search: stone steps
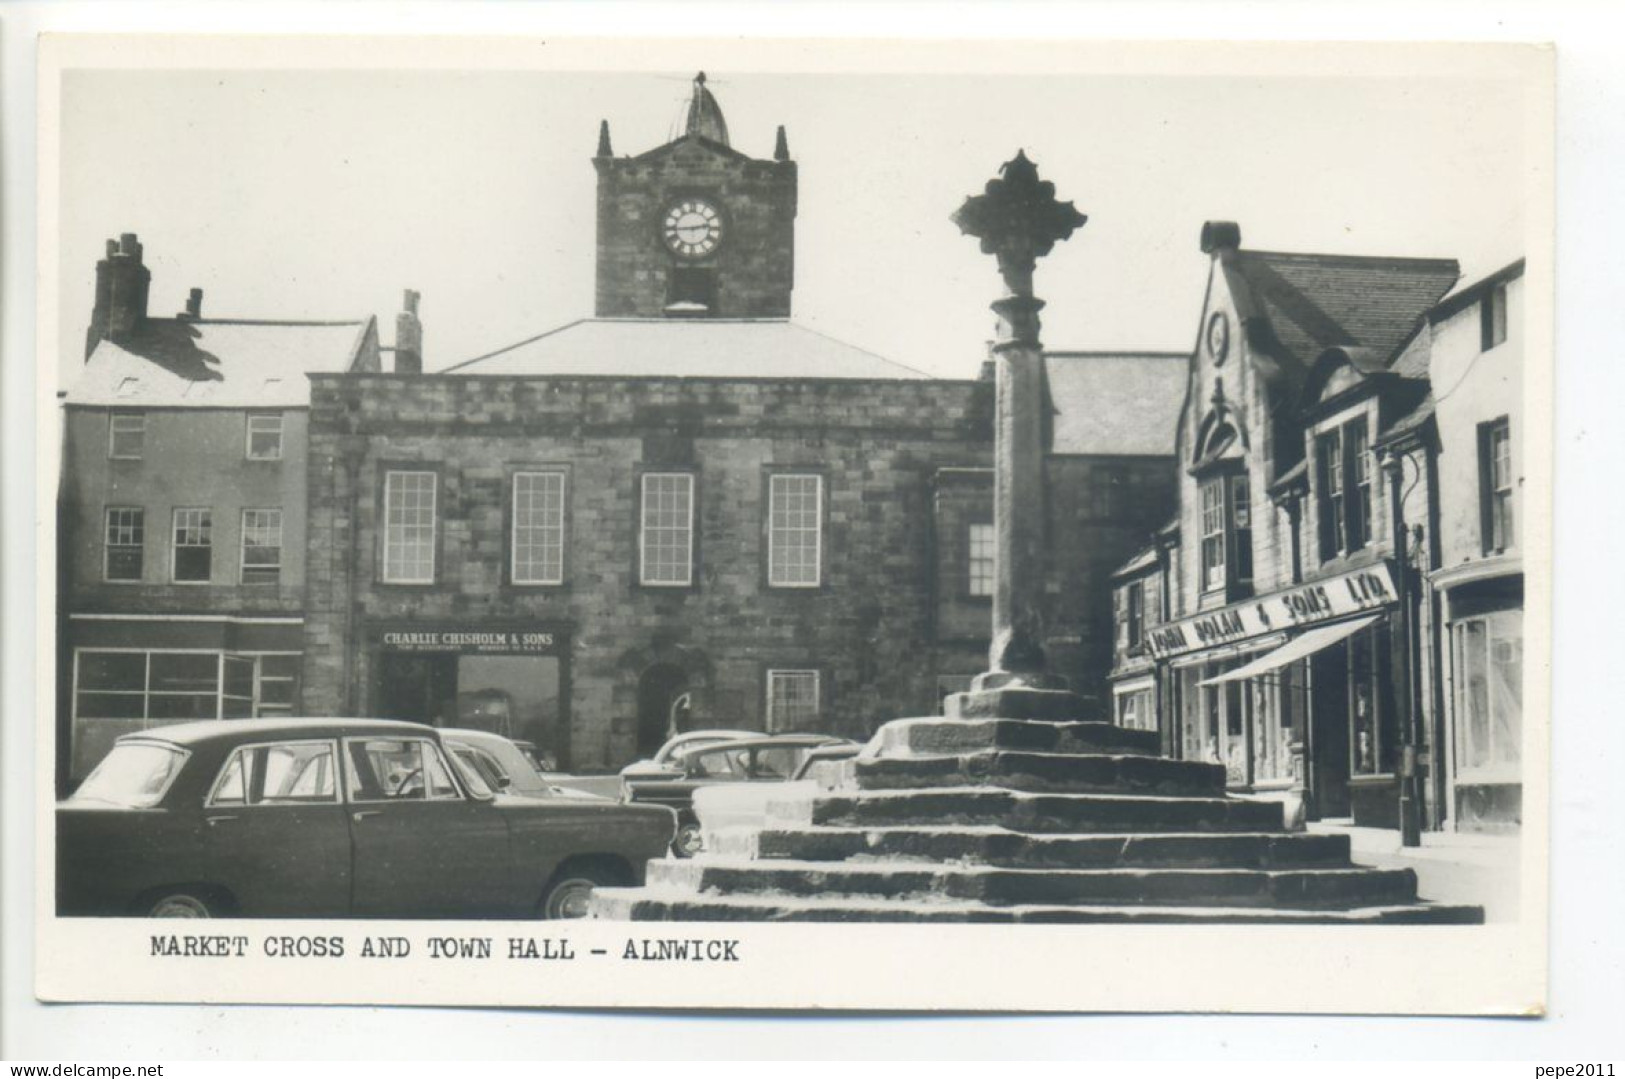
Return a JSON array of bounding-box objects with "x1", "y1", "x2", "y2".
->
[
  {"x1": 875, "y1": 717, "x2": 1160, "y2": 759},
  {"x1": 647, "y1": 857, "x2": 1420, "y2": 908},
  {"x1": 744, "y1": 827, "x2": 1353, "y2": 869},
  {"x1": 802, "y1": 787, "x2": 1286, "y2": 833},
  {"x1": 590, "y1": 886, "x2": 1486, "y2": 925},
  {"x1": 851, "y1": 750, "x2": 1226, "y2": 796}
]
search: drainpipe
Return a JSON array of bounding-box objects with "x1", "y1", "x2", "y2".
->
[{"x1": 1383, "y1": 447, "x2": 1423, "y2": 847}]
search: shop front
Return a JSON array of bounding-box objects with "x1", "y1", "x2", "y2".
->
[
  {"x1": 65, "y1": 614, "x2": 304, "y2": 783},
  {"x1": 1147, "y1": 563, "x2": 1405, "y2": 829},
  {"x1": 1436, "y1": 566, "x2": 1523, "y2": 832},
  {"x1": 368, "y1": 622, "x2": 570, "y2": 766}
]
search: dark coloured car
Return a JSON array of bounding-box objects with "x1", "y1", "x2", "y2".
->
[
  {"x1": 622, "y1": 733, "x2": 855, "y2": 856},
  {"x1": 57, "y1": 718, "x2": 676, "y2": 919}
]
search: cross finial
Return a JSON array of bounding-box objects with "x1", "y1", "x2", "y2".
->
[
  {"x1": 951, "y1": 150, "x2": 1087, "y2": 299},
  {"x1": 695, "y1": 71, "x2": 707, "y2": 87}
]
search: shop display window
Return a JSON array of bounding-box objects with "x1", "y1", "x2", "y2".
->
[{"x1": 1453, "y1": 610, "x2": 1522, "y2": 780}]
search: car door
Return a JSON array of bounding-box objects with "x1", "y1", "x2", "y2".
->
[
  {"x1": 342, "y1": 736, "x2": 515, "y2": 918},
  {"x1": 201, "y1": 739, "x2": 353, "y2": 916}
]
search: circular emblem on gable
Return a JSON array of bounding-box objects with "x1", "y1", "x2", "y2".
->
[{"x1": 1207, "y1": 311, "x2": 1231, "y2": 364}]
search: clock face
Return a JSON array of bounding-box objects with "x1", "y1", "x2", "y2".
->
[
  {"x1": 1207, "y1": 311, "x2": 1230, "y2": 364},
  {"x1": 662, "y1": 199, "x2": 724, "y2": 259}
]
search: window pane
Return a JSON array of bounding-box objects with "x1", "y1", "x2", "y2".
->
[
  {"x1": 383, "y1": 472, "x2": 437, "y2": 583},
  {"x1": 173, "y1": 509, "x2": 212, "y2": 582},
  {"x1": 150, "y1": 653, "x2": 219, "y2": 693},
  {"x1": 211, "y1": 752, "x2": 247, "y2": 805},
  {"x1": 256, "y1": 744, "x2": 337, "y2": 804},
  {"x1": 1457, "y1": 621, "x2": 1491, "y2": 771},
  {"x1": 767, "y1": 670, "x2": 819, "y2": 732},
  {"x1": 246, "y1": 414, "x2": 284, "y2": 459},
  {"x1": 74, "y1": 691, "x2": 147, "y2": 719},
  {"x1": 241, "y1": 508, "x2": 283, "y2": 584},
  {"x1": 147, "y1": 693, "x2": 219, "y2": 720},
  {"x1": 109, "y1": 414, "x2": 145, "y2": 459},
  {"x1": 769, "y1": 474, "x2": 821, "y2": 587},
  {"x1": 967, "y1": 523, "x2": 994, "y2": 597},
  {"x1": 513, "y1": 471, "x2": 565, "y2": 584},
  {"x1": 640, "y1": 473, "x2": 693, "y2": 586},
  {"x1": 78, "y1": 651, "x2": 146, "y2": 692}
]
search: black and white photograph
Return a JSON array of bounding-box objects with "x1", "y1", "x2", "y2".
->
[{"x1": 24, "y1": 32, "x2": 1555, "y2": 1015}]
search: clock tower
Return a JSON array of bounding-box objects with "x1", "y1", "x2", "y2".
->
[{"x1": 594, "y1": 73, "x2": 797, "y2": 319}]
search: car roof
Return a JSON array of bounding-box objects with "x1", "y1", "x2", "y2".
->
[
  {"x1": 118, "y1": 717, "x2": 435, "y2": 748},
  {"x1": 688, "y1": 734, "x2": 852, "y2": 753}
]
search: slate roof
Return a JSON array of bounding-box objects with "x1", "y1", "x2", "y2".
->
[
  {"x1": 66, "y1": 319, "x2": 374, "y2": 408},
  {"x1": 444, "y1": 319, "x2": 935, "y2": 381},
  {"x1": 1230, "y1": 250, "x2": 1460, "y2": 371},
  {"x1": 1044, "y1": 352, "x2": 1188, "y2": 456}
]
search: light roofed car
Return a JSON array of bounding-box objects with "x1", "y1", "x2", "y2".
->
[{"x1": 57, "y1": 718, "x2": 675, "y2": 920}]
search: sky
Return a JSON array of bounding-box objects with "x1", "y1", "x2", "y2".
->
[{"x1": 57, "y1": 63, "x2": 1534, "y2": 383}]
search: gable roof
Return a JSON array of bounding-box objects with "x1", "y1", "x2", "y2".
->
[
  {"x1": 66, "y1": 318, "x2": 375, "y2": 408},
  {"x1": 1045, "y1": 352, "x2": 1188, "y2": 456},
  {"x1": 443, "y1": 318, "x2": 934, "y2": 381},
  {"x1": 1228, "y1": 250, "x2": 1460, "y2": 371}
]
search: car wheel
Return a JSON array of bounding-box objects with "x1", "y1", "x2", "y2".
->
[
  {"x1": 147, "y1": 892, "x2": 213, "y2": 918},
  {"x1": 672, "y1": 821, "x2": 704, "y2": 859},
  {"x1": 540, "y1": 875, "x2": 601, "y2": 920}
]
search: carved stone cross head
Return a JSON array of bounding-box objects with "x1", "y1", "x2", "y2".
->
[{"x1": 951, "y1": 150, "x2": 1088, "y2": 297}]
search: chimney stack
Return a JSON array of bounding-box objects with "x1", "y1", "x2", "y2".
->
[
  {"x1": 180, "y1": 288, "x2": 203, "y2": 321},
  {"x1": 84, "y1": 232, "x2": 152, "y2": 359},
  {"x1": 395, "y1": 289, "x2": 423, "y2": 375},
  {"x1": 1200, "y1": 220, "x2": 1242, "y2": 255}
]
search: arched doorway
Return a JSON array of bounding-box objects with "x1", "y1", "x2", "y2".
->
[{"x1": 636, "y1": 663, "x2": 691, "y2": 758}]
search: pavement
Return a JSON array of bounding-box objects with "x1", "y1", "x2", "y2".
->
[{"x1": 1307, "y1": 819, "x2": 1523, "y2": 923}]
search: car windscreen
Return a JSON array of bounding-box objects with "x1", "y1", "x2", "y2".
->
[{"x1": 69, "y1": 742, "x2": 188, "y2": 808}]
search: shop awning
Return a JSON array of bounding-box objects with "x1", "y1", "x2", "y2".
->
[{"x1": 1198, "y1": 613, "x2": 1382, "y2": 686}]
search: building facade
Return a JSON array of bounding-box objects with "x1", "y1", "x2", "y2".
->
[
  {"x1": 1108, "y1": 224, "x2": 1527, "y2": 835},
  {"x1": 57, "y1": 233, "x2": 379, "y2": 789}
]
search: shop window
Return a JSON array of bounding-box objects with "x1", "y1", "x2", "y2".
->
[
  {"x1": 104, "y1": 507, "x2": 144, "y2": 582},
  {"x1": 382, "y1": 470, "x2": 437, "y2": 584},
  {"x1": 1348, "y1": 624, "x2": 1397, "y2": 776},
  {"x1": 768, "y1": 474, "x2": 822, "y2": 588},
  {"x1": 245, "y1": 413, "x2": 284, "y2": 460},
  {"x1": 1453, "y1": 611, "x2": 1522, "y2": 778},
  {"x1": 240, "y1": 509, "x2": 283, "y2": 585},
  {"x1": 1115, "y1": 686, "x2": 1156, "y2": 732},
  {"x1": 766, "y1": 669, "x2": 820, "y2": 732},
  {"x1": 512, "y1": 471, "x2": 566, "y2": 585},
  {"x1": 1199, "y1": 477, "x2": 1225, "y2": 592},
  {"x1": 639, "y1": 472, "x2": 694, "y2": 587},
  {"x1": 171, "y1": 509, "x2": 212, "y2": 583},
  {"x1": 108, "y1": 412, "x2": 145, "y2": 460},
  {"x1": 1481, "y1": 283, "x2": 1508, "y2": 351},
  {"x1": 967, "y1": 523, "x2": 994, "y2": 598},
  {"x1": 1480, "y1": 418, "x2": 1514, "y2": 554},
  {"x1": 1316, "y1": 419, "x2": 1373, "y2": 561}
]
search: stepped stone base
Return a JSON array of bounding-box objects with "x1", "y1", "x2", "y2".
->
[{"x1": 589, "y1": 687, "x2": 1484, "y2": 924}]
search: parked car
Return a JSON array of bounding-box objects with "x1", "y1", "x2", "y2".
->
[
  {"x1": 618, "y1": 728, "x2": 757, "y2": 797},
  {"x1": 623, "y1": 733, "x2": 856, "y2": 856},
  {"x1": 441, "y1": 727, "x2": 607, "y2": 801},
  {"x1": 57, "y1": 718, "x2": 676, "y2": 919},
  {"x1": 692, "y1": 740, "x2": 864, "y2": 840}
]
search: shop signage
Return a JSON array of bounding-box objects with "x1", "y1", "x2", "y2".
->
[
  {"x1": 376, "y1": 626, "x2": 562, "y2": 655},
  {"x1": 1145, "y1": 563, "x2": 1397, "y2": 660}
]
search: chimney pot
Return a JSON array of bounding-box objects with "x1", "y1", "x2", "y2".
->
[
  {"x1": 182, "y1": 288, "x2": 203, "y2": 320},
  {"x1": 104, "y1": 239, "x2": 119, "y2": 258},
  {"x1": 118, "y1": 233, "x2": 142, "y2": 258},
  {"x1": 1200, "y1": 221, "x2": 1241, "y2": 254}
]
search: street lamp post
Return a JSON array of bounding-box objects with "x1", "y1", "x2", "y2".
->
[{"x1": 951, "y1": 151, "x2": 1088, "y2": 694}]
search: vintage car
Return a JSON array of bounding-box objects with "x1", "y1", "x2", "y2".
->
[
  {"x1": 617, "y1": 728, "x2": 757, "y2": 797},
  {"x1": 622, "y1": 733, "x2": 856, "y2": 856},
  {"x1": 440, "y1": 727, "x2": 608, "y2": 801},
  {"x1": 57, "y1": 718, "x2": 676, "y2": 919},
  {"x1": 691, "y1": 740, "x2": 865, "y2": 842}
]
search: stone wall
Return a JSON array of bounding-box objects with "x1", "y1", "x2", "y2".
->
[{"x1": 304, "y1": 373, "x2": 991, "y2": 769}]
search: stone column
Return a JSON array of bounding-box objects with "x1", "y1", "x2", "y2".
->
[{"x1": 951, "y1": 151, "x2": 1087, "y2": 696}]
